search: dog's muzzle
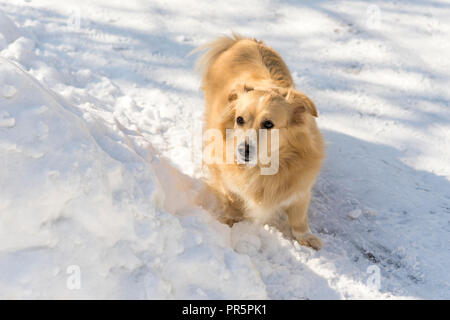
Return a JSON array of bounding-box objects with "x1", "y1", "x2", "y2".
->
[{"x1": 237, "y1": 141, "x2": 256, "y2": 163}]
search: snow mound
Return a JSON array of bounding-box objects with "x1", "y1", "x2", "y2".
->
[
  {"x1": 0, "y1": 11, "x2": 21, "y2": 46},
  {"x1": 0, "y1": 57, "x2": 266, "y2": 299}
]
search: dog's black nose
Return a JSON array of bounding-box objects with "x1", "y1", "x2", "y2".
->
[{"x1": 238, "y1": 142, "x2": 253, "y2": 162}]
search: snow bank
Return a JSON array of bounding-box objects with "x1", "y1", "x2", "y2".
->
[
  {"x1": 0, "y1": 11, "x2": 21, "y2": 47},
  {"x1": 0, "y1": 56, "x2": 266, "y2": 299}
]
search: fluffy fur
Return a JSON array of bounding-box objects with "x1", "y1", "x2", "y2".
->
[{"x1": 195, "y1": 34, "x2": 325, "y2": 250}]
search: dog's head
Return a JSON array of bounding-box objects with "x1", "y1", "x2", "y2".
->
[{"x1": 219, "y1": 83, "x2": 320, "y2": 172}]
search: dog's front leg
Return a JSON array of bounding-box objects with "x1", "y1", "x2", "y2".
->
[{"x1": 285, "y1": 192, "x2": 322, "y2": 250}]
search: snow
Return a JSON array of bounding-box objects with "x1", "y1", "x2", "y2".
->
[
  {"x1": 0, "y1": 0, "x2": 449, "y2": 299},
  {"x1": 347, "y1": 209, "x2": 362, "y2": 220}
]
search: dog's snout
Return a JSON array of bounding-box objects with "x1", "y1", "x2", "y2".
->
[
  {"x1": 238, "y1": 142, "x2": 249, "y2": 156},
  {"x1": 238, "y1": 141, "x2": 254, "y2": 162}
]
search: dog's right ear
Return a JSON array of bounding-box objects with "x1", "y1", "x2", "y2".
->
[
  {"x1": 228, "y1": 83, "x2": 254, "y2": 102},
  {"x1": 228, "y1": 91, "x2": 238, "y2": 102},
  {"x1": 222, "y1": 84, "x2": 253, "y2": 127},
  {"x1": 220, "y1": 102, "x2": 236, "y2": 127}
]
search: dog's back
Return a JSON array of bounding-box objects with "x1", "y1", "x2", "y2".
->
[{"x1": 195, "y1": 34, "x2": 295, "y2": 129}]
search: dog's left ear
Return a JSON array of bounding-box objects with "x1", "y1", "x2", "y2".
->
[{"x1": 288, "y1": 90, "x2": 318, "y2": 122}]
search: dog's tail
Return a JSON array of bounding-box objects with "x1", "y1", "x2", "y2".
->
[{"x1": 190, "y1": 32, "x2": 245, "y2": 78}]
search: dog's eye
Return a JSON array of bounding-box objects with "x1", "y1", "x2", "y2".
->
[
  {"x1": 262, "y1": 120, "x2": 274, "y2": 129},
  {"x1": 236, "y1": 116, "x2": 244, "y2": 125}
]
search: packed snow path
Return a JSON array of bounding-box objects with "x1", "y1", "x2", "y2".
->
[{"x1": 0, "y1": 0, "x2": 449, "y2": 299}]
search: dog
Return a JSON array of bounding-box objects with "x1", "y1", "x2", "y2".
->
[{"x1": 194, "y1": 33, "x2": 325, "y2": 250}]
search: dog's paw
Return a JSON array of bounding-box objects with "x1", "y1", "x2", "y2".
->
[
  {"x1": 292, "y1": 231, "x2": 323, "y2": 250},
  {"x1": 220, "y1": 215, "x2": 243, "y2": 227}
]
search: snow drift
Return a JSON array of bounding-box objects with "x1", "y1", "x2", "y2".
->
[{"x1": 0, "y1": 56, "x2": 267, "y2": 299}]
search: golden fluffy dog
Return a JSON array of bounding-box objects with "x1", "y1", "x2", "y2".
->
[{"x1": 195, "y1": 34, "x2": 324, "y2": 250}]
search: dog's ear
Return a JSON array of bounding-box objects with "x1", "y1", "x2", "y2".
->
[
  {"x1": 288, "y1": 90, "x2": 318, "y2": 122},
  {"x1": 219, "y1": 100, "x2": 236, "y2": 128},
  {"x1": 228, "y1": 83, "x2": 254, "y2": 102},
  {"x1": 272, "y1": 86, "x2": 290, "y2": 98},
  {"x1": 222, "y1": 84, "x2": 254, "y2": 127}
]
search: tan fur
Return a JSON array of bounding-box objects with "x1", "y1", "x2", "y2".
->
[{"x1": 195, "y1": 34, "x2": 325, "y2": 250}]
